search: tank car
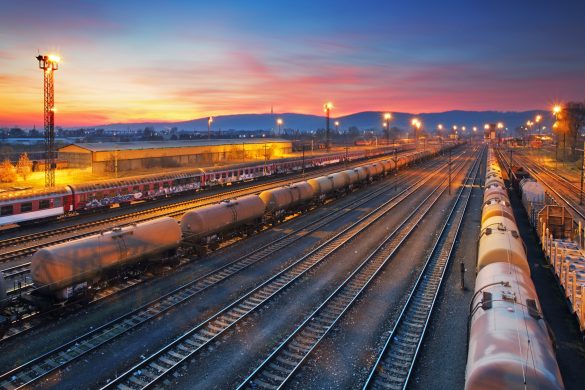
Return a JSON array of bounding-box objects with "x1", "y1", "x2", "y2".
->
[
  {"x1": 481, "y1": 198, "x2": 515, "y2": 225},
  {"x1": 380, "y1": 160, "x2": 393, "y2": 174},
  {"x1": 181, "y1": 194, "x2": 265, "y2": 248},
  {"x1": 466, "y1": 262, "x2": 564, "y2": 390},
  {"x1": 30, "y1": 217, "x2": 182, "y2": 301},
  {"x1": 259, "y1": 181, "x2": 314, "y2": 220},
  {"x1": 483, "y1": 183, "x2": 509, "y2": 203},
  {"x1": 353, "y1": 166, "x2": 369, "y2": 182},
  {"x1": 520, "y1": 179, "x2": 546, "y2": 226},
  {"x1": 307, "y1": 176, "x2": 335, "y2": 201},
  {"x1": 327, "y1": 172, "x2": 351, "y2": 192},
  {"x1": 364, "y1": 163, "x2": 384, "y2": 180},
  {"x1": 340, "y1": 169, "x2": 360, "y2": 189},
  {"x1": 478, "y1": 215, "x2": 529, "y2": 274}
]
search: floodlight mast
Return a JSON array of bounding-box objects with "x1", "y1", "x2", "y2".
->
[{"x1": 36, "y1": 54, "x2": 60, "y2": 187}]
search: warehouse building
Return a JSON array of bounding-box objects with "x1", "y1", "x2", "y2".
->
[{"x1": 58, "y1": 139, "x2": 292, "y2": 174}]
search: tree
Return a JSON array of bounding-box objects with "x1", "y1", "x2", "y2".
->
[
  {"x1": 347, "y1": 126, "x2": 361, "y2": 138},
  {"x1": 0, "y1": 159, "x2": 16, "y2": 183},
  {"x1": 554, "y1": 101, "x2": 585, "y2": 161},
  {"x1": 16, "y1": 152, "x2": 33, "y2": 181}
]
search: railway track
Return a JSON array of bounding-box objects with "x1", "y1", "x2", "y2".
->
[
  {"x1": 0, "y1": 150, "x2": 423, "y2": 265},
  {"x1": 502, "y1": 149, "x2": 585, "y2": 222},
  {"x1": 238, "y1": 148, "x2": 476, "y2": 389},
  {"x1": 236, "y1": 148, "x2": 478, "y2": 390},
  {"x1": 0, "y1": 153, "x2": 464, "y2": 389},
  {"x1": 0, "y1": 151, "x2": 458, "y2": 341},
  {"x1": 363, "y1": 146, "x2": 482, "y2": 390},
  {"x1": 97, "y1": 151, "x2": 471, "y2": 390}
]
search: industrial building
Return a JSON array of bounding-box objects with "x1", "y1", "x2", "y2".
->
[{"x1": 58, "y1": 139, "x2": 292, "y2": 174}]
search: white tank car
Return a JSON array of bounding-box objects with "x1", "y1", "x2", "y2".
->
[
  {"x1": 307, "y1": 176, "x2": 335, "y2": 198},
  {"x1": 364, "y1": 163, "x2": 384, "y2": 179},
  {"x1": 478, "y1": 215, "x2": 529, "y2": 274},
  {"x1": 481, "y1": 198, "x2": 515, "y2": 225},
  {"x1": 466, "y1": 262, "x2": 564, "y2": 390},
  {"x1": 31, "y1": 217, "x2": 182, "y2": 298}
]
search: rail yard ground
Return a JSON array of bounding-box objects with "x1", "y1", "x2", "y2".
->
[{"x1": 1, "y1": 144, "x2": 584, "y2": 389}]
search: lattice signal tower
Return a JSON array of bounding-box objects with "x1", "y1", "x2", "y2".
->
[{"x1": 36, "y1": 54, "x2": 60, "y2": 187}]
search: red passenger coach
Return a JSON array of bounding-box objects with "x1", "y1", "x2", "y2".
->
[
  {"x1": 0, "y1": 187, "x2": 73, "y2": 227},
  {"x1": 68, "y1": 169, "x2": 205, "y2": 211}
]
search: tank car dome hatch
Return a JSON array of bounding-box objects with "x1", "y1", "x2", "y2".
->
[
  {"x1": 180, "y1": 194, "x2": 265, "y2": 239},
  {"x1": 30, "y1": 217, "x2": 182, "y2": 292},
  {"x1": 466, "y1": 262, "x2": 564, "y2": 390}
]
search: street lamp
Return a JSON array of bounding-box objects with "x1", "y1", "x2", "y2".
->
[
  {"x1": 208, "y1": 116, "x2": 213, "y2": 139},
  {"x1": 535, "y1": 114, "x2": 542, "y2": 135},
  {"x1": 276, "y1": 118, "x2": 283, "y2": 136},
  {"x1": 324, "y1": 102, "x2": 333, "y2": 150},
  {"x1": 334, "y1": 120, "x2": 340, "y2": 134},
  {"x1": 383, "y1": 112, "x2": 392, "y2": 146},
  {"x1": 411, "y1": 118, "x2": 421, "y2": 147}
]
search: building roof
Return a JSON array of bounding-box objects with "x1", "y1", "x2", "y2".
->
[{"x1": 59, "y1": 139, "x2": 290, "y2": 153}]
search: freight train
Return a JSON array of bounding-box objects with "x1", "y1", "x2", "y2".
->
[
  {"x1": 0, "y1": 147, "x2": 443, "y2": 309},
  {"x1": 0, "y1": 146, "x2": 412, "y2": 228},
  {"x1": 465, "y1": 147, "x2": 564, "y2": 389}
]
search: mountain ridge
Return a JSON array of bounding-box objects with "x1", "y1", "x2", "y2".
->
[{"x1": 95, "y1": 110, "x2": 550, "y2": 133}]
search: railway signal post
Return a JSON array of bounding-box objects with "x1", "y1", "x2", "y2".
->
[{"x1": 36, "y1": 54, "x2": 60, "y2": 188}]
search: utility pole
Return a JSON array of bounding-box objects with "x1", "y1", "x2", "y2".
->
[
  {"x1": 509, "y1": 148, "x2": 513, "y2": 178},
  {"x1": 263, "y1": 144, "x2": 268, "y2": 176},
  {"x1": 36, "y1": 54, "x2": 60, "y2": 187},
  {"x1": 324, "y1": 102, "x2": 333, "y2": 151},
  {"x1": 302, "y1": 144, "x2": 305, "y2": 175},
  {"x1": 345, "y1": 145, "x2": 349, "y2": 167}
]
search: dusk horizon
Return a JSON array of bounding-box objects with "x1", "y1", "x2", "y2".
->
[{"x1": 2, "y1": 0, "x2": 584, "y2": 128}]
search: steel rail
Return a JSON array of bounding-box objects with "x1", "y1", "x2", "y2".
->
[
  {"x1": 0, "y1": 150, "x2": 428, "y2": 263},
  {"x1": 0, "y1": 152, "x2": 461, "y2": 390},
  {"x1": 98, "y1": 151, "x2": 467, "y2": 390},
  {"x1": 236, "y1": 148, "x2": 475, "y2": 390},
  {"x1": 363, "y1": 147, "x2": 482, "y2": 390}
]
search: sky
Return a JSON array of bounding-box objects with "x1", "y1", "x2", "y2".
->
[{"x1": 0, "y1": 0, "x2": 584, "y2": 127}]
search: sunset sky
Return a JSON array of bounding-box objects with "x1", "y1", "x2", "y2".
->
[{"x1": 1, "y1": 0, "x2": 584, "y2": 128}]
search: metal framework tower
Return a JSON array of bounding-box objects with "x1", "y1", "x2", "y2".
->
[{"x1": 36, "y1": 54, "x2": 59, "y2": 187}]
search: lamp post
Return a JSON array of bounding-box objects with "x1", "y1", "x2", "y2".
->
[
  {"x1": 276, "y1": 118, "x2": 283, "y2": 136},
  {"x1": 324, "y1": 102, "x2": 333, "y2": 151},
  {"x1": 334, "y1": 120, "x2": 340, "y2": 135},
  {"x1": 207, "y1": 116, "x2": 213, "y2": 139},
  {"x1": 411, "y1": 118, "x2": 421, "y2": 148},
  {"x1": 553, "y1": 105, "x2": 562, "y2": 161},
  {"x1": 384, "y1": 112, "x2": 392, "y2": 146},
  {"x1": 535, "y1": 114, "x2": 542, "y2": 135}
]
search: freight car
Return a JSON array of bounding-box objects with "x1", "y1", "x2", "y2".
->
[
  {"x1": 180, "y1": 195, "x2": 266, "y2": 251},
  {"x1": 13, "y1": 145, "x2": 448, "y2": 305},
  {"x1": 465, "y1": 146, "x2": 563, "y2": 390},
  {"x1": 466, "y1": 262, "x2": 564, "y2": 390},
  {"x1": 0, "y1": 146, "x2": 411, "y2": 228},
  {"x1": 28, "y1": 217, "x2": 182, "y2": 304}
]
